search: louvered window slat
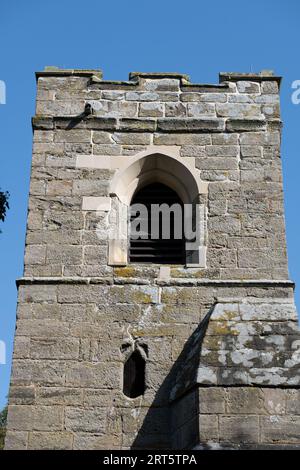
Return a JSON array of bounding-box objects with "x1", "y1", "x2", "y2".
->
[{"x1": 129, "y1": 183, "x2": 185, "y2": 264}]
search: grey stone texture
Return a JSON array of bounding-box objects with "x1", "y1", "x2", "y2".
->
[{"x1": 5, "y1": 69, "x2": 299, "y2": 450}]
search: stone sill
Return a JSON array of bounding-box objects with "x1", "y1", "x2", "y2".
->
[{"x1": 16, "y1": 276, "x2": 295, "y2": 288}]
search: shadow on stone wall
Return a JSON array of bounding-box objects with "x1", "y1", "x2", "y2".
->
[{"x1": 131, "y1": 305, "x2": 215, "y2": 449}]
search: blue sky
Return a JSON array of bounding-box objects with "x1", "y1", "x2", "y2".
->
[{"x1": 0, "y1": 0, "x2": 299, "y2": 409}]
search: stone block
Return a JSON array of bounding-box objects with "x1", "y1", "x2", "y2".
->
[
  {"x1": 121, "y1": 145, "x2": 147, "y2": 155},
  {"x1": 263, "y1": 388, "x2": 287, "y2": 415},
  {"x1": 208, "y1": 248, "x2": 237, "y2": 268},
  {"x1": 33, "y1": 130, "x2": 54, "y2": 143},
  {"x1": 199, "y1": 414, "x2": 219, "y2": 441},
  {"x1": 261, "y1": 81, "x2": 279, "y2": 94},
  {"x1": 92, "y1": 131, "x2": 113, "y2": 144},
  {"x1": 46, "y1": 180, "x2": 73, "y2": 195},
  {"x1": 13, "y1": 337, "x2": 31, "y2": 359},
  {"x1": 108, "y1": 285, "x2": 159, "y2": 304},
  {"x1": 46, "y1": 244, "x2": 83, "y2": 265},
  {"x1": 261, "y1": 416, "x2": 300, "y2": 443},
  {"x1": 219, "y1": 415, "x2": 259, "y2": 443},
  {"x1": 36, "y1": 387, "x2": 82, "y2": 405},
  {"x1": 24, "y1": 245, "x2": 46, "y2": 265},
  {"x1": 102, "y1": 91, "x2": 125, "y2": 100},
  {"x1": 44, "y1": 211, "x2": 84, "y2": 231},
  {"x1": 143, "y1": 78, "x2": 180, "y2": 92},
  {"x1": 217, "y1": 103, "x2": 262, "y2": 118},
  {"x1": 36, "y1": 100, "x2": 84, "y2": 116},
  {"x1": 212, "y1": 133, "x2": 238, "y2": 145},
  {"x1": 226, "y1": 119, "x2": 266, "y2": 132},
  {"x1": 238, "y1": 249, "x2": 274, "y2": 269},
  {"x1": 16, "y1": 319, "x2": 70, "y2": 337},
  {"x1": 119, "y1": 118, "x2": 156, "y2": 132},
  {"x1": 240, "y1": 131, "x2": 280, "y2": 145},
  {"x1": 139, "y1": 102, "x2": 164, "y2": 117},
  {"x1": 18, "y1": 285, "x2": 57, "y2": 303},
  {"x1": 33, "y1": 142, "x2": 65, "y2": 155},
  {"x1": 54, "y1": 129, "x2": 91, "y2": 143},
  {"x1": 237, "y1": 81, "x2": 260, "y2": 93},
  {"x1": 187, "y1": 103, "x2": 215, "y2": 117},
  {"x1": 228, "y1": 94, "x2": 253, "y2": 103},
  {"x1": 85, "y1": 117, "x2": 117, "y2": 130},
  {"x1": 4, "y1": 431, "x2": 28, "y2": 450},
  {"x1": 241, "y1": 145, "x2": 262, "y2": 157},
  {"x1": 254, "y1": 94, "x2": 279, "y2": 104},
  {"x1": 65, "y1": 407, "x2": 107, "y2": 433},
  {"x1": 32, "y1": 116, "x2": 54, "y2": 130},
  {"x1": 286, "y1": 390, "x2": 300, "y2": 415},
  {"x1": 66, "y1": 362, "x2": 122, "y2": 389},
  {"x1": 73, "y1": 433, "x2": 122, "y2": 450},
  {"x1": 205, "y1": 145, "x2": 239, "y2": 157},
  {"x1": 28, "y1": 431, "x2": 73, "y2": 450},
  {"x1": 208, "y1": 215, "x2": 241, "y2": 235},
  {"x1": 10, "y1": 359, "x2": 67, "y2": 387},
  {"x1": 262, "y1": 104, "x2": 280, "y2": 118},
  {"x1": 196, "y1": 157, "x2": 238, "y2": 170},
  {"x1": 226, "y1": 387, "x2": 265, "y2": 414},
  {"x1": 197, "y1": 366, "x2": 218, "y2": 385},
  {"x1": 7, "y1": 405, "x2": 63, "y2": 431},
  {"x1": 180, "y1": 145, "x2": 206, "y2": 157},
  {"x1": 181, "y1": 93, "x2": 227, "y2": 103},
  {"x1": 90, "y1": 100, "x2": 138, "y2": 118},
  {"x1": 204, "y1": 170, "x2": 239, "y2": 182},
  {"x1": 199, "y1": 387, "x2": 226, "y2": 414},
  {"x1": 9, "y1": 386, "x2": 35, "y2": 405},
  {"x1": 29, "y1": 180, "x2": 46, "y2": 196},
  {"x1": 157, "y1": 118, "x2": 225, "y2": 132},
  {"x1": 30, "y1": 337, "x2": 80, "y2": 359},
  {"x1": 165, "y1": 102, "x2": 186, "y2": 117},
  {"x1": 83, "y1": 245, "x2": 107, "y2": 264},
  {"x1": 92, "y1": 143, "x2": 122, "y2": 155},
  {"x1": 112, "y1": 132, "x2": 151, "y2": 145},
  {"x1": 126, "y1": 91, "x2": 159, "y2": 101},
  {"x1": 72, "y1": 179, "x2": 109, "y2": 195},
  {"x1": 57, "y1": 285, "x2": 109, "y2": 303},
  {"x1": 153, "y1": 133, "x2": 211, "y2": 145}
]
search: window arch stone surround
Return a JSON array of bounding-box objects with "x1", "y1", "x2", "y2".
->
[{"x1": 108, "y1": 148, "x2": 208, "y2": 267}]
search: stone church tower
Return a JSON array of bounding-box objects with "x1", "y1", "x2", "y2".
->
[{"x1": 5, "y1": 68, "x2": 300, "y2": 449}]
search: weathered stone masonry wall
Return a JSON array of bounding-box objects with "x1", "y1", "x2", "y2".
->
[
  {"x1": 26, "y1": 69, "x2": 287, "y2": 279},
  {"x1": 5, "y1": 69, "x2": 300, "y2": 449}
]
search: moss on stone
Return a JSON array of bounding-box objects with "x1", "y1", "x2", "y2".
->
[{"x1": 114, "y1": 267, "x2": 137, "y2": 278}]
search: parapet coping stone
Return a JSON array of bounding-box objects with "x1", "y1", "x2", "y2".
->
[
  {"x1": 35, "y1": 67, "x2": 282, "y2": 88},
  {"x1": 36, "y1": 68, "x2": 103, "y2": 79},
  {"x1": 129, "y1": 71, "x2": 191, "y2": 82},
  {"x1": 219, "y1": 71, "x2": 282, "y2": 87}
]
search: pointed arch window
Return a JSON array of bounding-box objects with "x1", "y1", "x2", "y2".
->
[{"x1": 108, "y1": 151, "x2": 207, "y2": 268}]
